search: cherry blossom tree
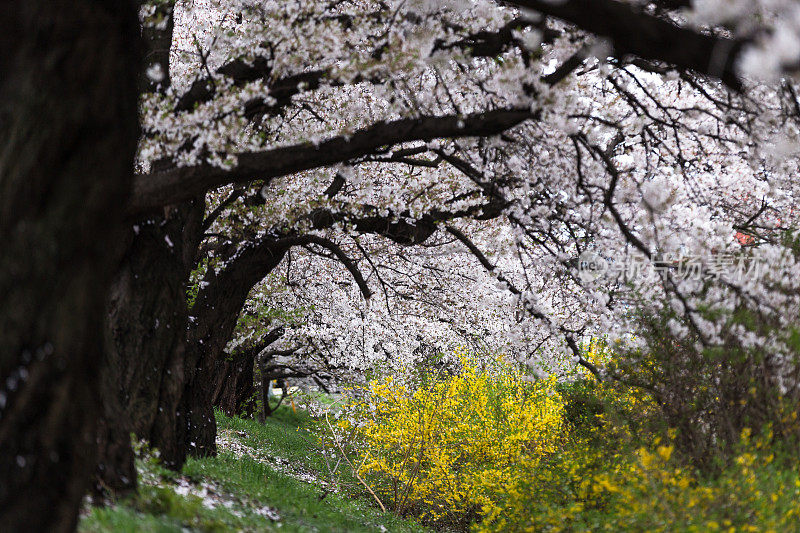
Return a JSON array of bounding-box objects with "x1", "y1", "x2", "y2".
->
[
  {"x1": 6, "y1": 0, "x2": 800, "y2": 527},
  {"x1": 102, "y1": 0, "x2": 800, "y2": 479}
]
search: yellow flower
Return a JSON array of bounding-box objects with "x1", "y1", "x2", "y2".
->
[{"x1": 657, "y1": 445, "x2": 673, "y2": 462}]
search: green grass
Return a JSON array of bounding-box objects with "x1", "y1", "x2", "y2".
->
[{"x1": 79, "y1": 406, "x2": 427, "y2": 533}]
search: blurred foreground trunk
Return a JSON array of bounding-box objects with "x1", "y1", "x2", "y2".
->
[{"x1": 0, "y1": 1, "x2": 138, "y2": 530}]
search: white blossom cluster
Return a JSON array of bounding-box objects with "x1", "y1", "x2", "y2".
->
[{"x1": 143, "y1": 0, "x2": 800, "y2": 385}]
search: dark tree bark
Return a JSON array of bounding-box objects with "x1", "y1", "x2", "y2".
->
[
  {"x1": 98, "y1": 197, "x2": 204, "y2": 490},
  {"x1": 140, "y1": 0, "x2": 175, "y2": 93},
  {"x1": 212, "y1": 327, "x2": 284, "y2": 417},
  {"x1": 130, "y1": 108, "x2": 534, "y2": 212},
  {"x1": 507, "y1": 0, "x2": 745, "y2": 89},
  {"x1": 0, "y1": 1, "x2": 139, "y2": 531},
  {"x1": 212, "y1": 351, "x2": 257, "y2": 418},
  {"x1": 95, "y1": 3, "x2": 209, "y2": 487},
  {"x1": 182, "y1": 241, "x2": 289, "y2": 456},
  {"x1": 258, "y1": 354, "x2": 297, "y2": 422},
  {"x1": 259, "y1": 373, "x2": 284, "y2": 421}
]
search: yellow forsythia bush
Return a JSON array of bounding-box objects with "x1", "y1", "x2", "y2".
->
[
  {"x1": 325, "y1": 342, "x2": 800, "y2": 531},
  {"x1": 340, "y1": 352, "x2": 565, "y2": 528},
  {"x1": 492, "y1": 341, "x2": 800, "y2": 532},
  {"x1": 497, "y1": 425, "x2": 800, "y2": 532}
]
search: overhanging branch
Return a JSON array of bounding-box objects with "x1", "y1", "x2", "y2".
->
[
  {"x1": 131, "y1": 108, "x2": 535, "y2": 213},
  {"x1": 296, "y1": 235, "x2": 372, "y2": 301},
  {"x1": 504, "y1": 0, "x2": 745, "y2": 89}
]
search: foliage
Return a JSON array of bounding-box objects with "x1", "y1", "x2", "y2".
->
[
  {"x1": 497, "y1": 390, "x2": 800, "y2": 532},
  {"x1": 479, "y1": 342, "x2": 800, "y2": 532},
  {"x1": 478, "y1": 352, "x2": 659, "y2": 532},
  {"x1": 610, "y1": 303, "x2": 800, "y2": 467},
  {"x1": 186, "y1": 256, "x2": 217, "y2": 309},
  {"x1": 319, "y1": 342, "x2": 800, "y2": 532},
  {"x1": 500, "y1": 341, "x2": 800, "y2": 532},
  {"x1": 328, "y1": 351, "x2": 565, "y2": 529}
]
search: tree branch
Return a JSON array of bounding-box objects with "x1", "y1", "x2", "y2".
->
[
  {"x1": 505, "y1": 0, "x2": 745, "y2": 89},
  {"x1": 296, "y1": 235, "x2": 372, "y2": 301},
  {"x1": 131, "y1": 108, "x2": 535, "y2": 213},
  {"x1": 446, "y1": 225, "x2": 604, "y2": 380},
  {"x1": 201, "y1": 186, "x2": 246, "y2": 232}
]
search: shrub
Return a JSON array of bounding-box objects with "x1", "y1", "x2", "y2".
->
[
  {"x1": 487, "y1": 353, "x2": 800, "y2": 533},
  {"x1": 484, "y1": 358, "x2": 661, "y2": 532},
  {"x1": 612, "y1": 305, "x2": 800, "y2": 467},
  {"x1": 331, "y1": 352, "x2": 565, "y2": 529},
  {"x1": 498, "y1": 421, "x2": 800, "y2": 532},
  {"x1": 323, "y1": 344, "x2": 800, "y2": 532}
]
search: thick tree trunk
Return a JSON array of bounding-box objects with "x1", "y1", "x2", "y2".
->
[
  {"x1": 258, "y1": 368, "x2": 286, "y2": 422},
  {"x1": 179, "y1": 353, "x2": 219, "y2": 457},
  {"x1": 99, "y1": 202, "x2": 202, "y2": 479},
  {"x1": 96, "y1": 223, "x2": 184, "y2": 493},
  {"x1": 94, "y1": 2, "x2": 183, "y2": 493},
  {"x1": 0, "y1": 1, "x2": 138, "y2": 531},
  {"x1": 212, "y1": 349, "x2": 258, "y2": 417},
  {"x1": 181, "y1": 312, "x2": 239, "y2": 457},
  {"x1": 99, "y1": 198, "x2": 208, "y2": 473},
  {"x1": 183, "y1": 241, "x2": 288, "y2": 455},
  {"x1": 259, "y1": 376, "x2": 281, "y2": 422},
  {"x1": 212, "y1": 327, "x2": 285, "y2": 417}
]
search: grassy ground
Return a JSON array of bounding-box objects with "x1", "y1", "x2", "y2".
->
[{"x1": 79, "y1": 406, "x2": 426, "y2": 533}]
